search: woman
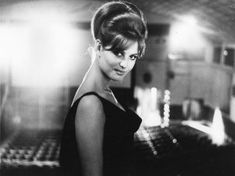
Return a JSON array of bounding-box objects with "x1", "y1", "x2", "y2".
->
[{"x1": 59, "y1": 1, "x2": 147, "y2": 176}]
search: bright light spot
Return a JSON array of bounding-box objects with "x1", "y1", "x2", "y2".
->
[
  {"x1": 0, "y1": 24, "x2": 30, "y2": 70},
  {"x1": 135, "y1": 87, "x2": 162, "y2": 126},
  {"x1": 136, "y1": 127, "x2": 158, "y2": 155},
  {"x1": 12, "y1": 115, "x2": 21, "y2": 124},
  {"x1": 0, "y1": 2, "x2": 88, "y2": 87},
  {"x1": 223, "y1": 50, "x2": 228, "y2": 56},
  {"x1": 183, "y1": 120, "x2": 212, "y2": 134},
  {"x1": 183, "y1": 107, "x2": 226, "y2": 146},
  {"x1": 180, "y1": 15, "x2": 197, "y2": 26},
  {"x1": 162, "y1": 90, "x2": 170, "y2": 127},
  {"x1": 151, "y1": 87, "x2": 157, "y2": 109},
  {"x1": 7, "y1": 15, "x2": 83, "y2": 87},
  {"x1": 169, "y1": 15, "x2": 207, "y2": 54},
  {"x1": 211, "y1": 107, "x2": 226, "y2": 145}
]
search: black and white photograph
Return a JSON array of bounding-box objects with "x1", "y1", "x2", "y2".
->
[{"x1": 1, "y1": 0, "x2": 235, "y2": 176}]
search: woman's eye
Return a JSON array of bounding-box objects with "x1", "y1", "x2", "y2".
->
[
  {"x1": 130, "y1": 55, "x2": 139, "y2": 60},
  {"x1": 113, "y1": 51, "x2": 123, "y2": 57},
  {"x1": 117, "y1": 53, "x2": 123, "y2": 57}
]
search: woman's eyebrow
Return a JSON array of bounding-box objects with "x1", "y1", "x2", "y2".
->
[
  {"x1": 129, "y1": 53, "x2": 139, "y2": 56},
  {"x1": 123, "y1": 50, "x2": 138, "y2": 55}
]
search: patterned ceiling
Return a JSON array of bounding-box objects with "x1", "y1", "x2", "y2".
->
[
  {"x1": 125, "y1": 0, "x2": 235, "y2": 45},
  {"x1": 1, "y1": 0, "x2": 235, "y2": 45}
]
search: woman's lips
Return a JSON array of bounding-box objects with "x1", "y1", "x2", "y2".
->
[{"x1": 114, "y1": 69, "x2": 125, "y2": 75}]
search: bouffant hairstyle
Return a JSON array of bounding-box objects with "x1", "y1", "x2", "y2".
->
[{"x1": 91, "y1": 1, "x2": 148, "y2": 58}]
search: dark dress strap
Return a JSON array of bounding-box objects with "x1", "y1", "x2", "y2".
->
[{"x1": 71, "y1": 91, "x2": 102, "y2": 108}]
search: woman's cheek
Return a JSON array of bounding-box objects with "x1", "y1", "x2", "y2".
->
[{"x1": 128, "y1": 60, "x2": 136, "y2": 71}]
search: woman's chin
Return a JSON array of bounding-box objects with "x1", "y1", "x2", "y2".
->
[{"x1": 111, "y1": 75, "x2": 125, "y2": 82}]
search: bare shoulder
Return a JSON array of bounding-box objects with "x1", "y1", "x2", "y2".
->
[{"x1": 75, "y1": 94, "x2": 105, "y2": 122}]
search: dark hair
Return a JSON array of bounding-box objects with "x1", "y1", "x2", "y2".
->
[{"x1": 91, "y1": 1, "x2": 148, "y2": 58}]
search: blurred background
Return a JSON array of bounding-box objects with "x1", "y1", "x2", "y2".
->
[{"x1": 1, "y1": 0, "x2": 235, "y2": 176}]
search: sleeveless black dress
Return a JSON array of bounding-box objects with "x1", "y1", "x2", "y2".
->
[{"x1": 59, "y1": 92, "x2": 142, "y2": 176}]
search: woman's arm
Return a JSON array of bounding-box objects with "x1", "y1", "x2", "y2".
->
[{"x1": 75, "y1": 95, "x2": 105, "y2": 176}]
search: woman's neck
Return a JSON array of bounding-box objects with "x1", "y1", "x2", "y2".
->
[{"x1": 83, "y1": 59, "x2": 111, "y2": 94}]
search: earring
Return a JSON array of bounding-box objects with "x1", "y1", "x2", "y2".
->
[
  {"x1": 96, "y1": 39, "x2": 101, "y2": 45},
  {"x1": 95, "y1": 39, "x2": 102, "y2": 51}
]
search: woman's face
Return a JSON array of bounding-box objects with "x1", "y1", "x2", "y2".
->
[{"x1": 98, "y1": 41, "x2": 139, "y2": 82}]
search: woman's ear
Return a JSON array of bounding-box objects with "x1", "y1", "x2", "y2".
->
[{"x1": 95, "y1": 39, "x2": 102, "y2": 52}]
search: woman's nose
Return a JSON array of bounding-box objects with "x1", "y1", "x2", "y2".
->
[{"x1": 119, "y1": 59, "x2": 128, "y2": 69}]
